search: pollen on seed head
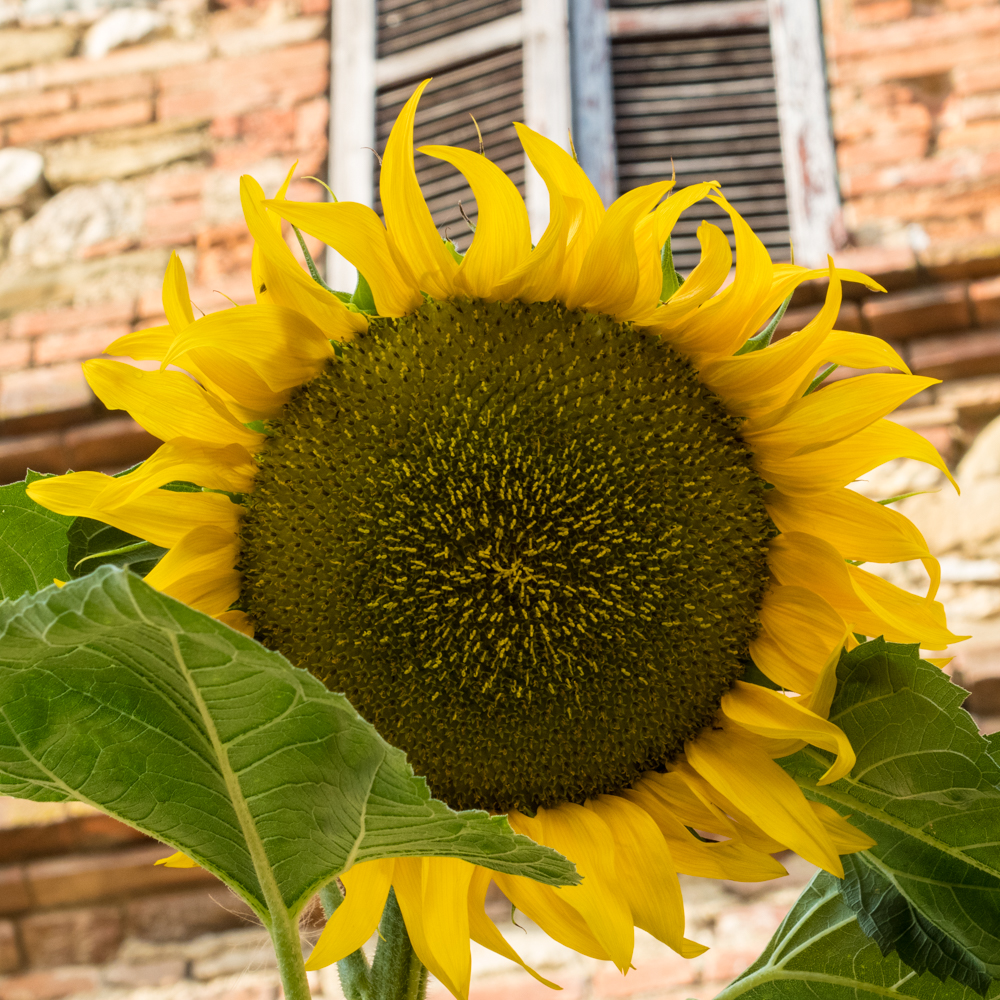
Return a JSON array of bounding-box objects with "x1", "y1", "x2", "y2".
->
[{"x1": 238, "y1": 298, "x2": 774, "y2": 813}]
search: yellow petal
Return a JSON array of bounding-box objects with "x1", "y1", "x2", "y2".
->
[
  {"x1": 565, "y1": 180, "x2": 673, "y2": 316},
  {"x1": 766, "y1": 488, "x2": 940, "y2": 599},
  {"x1": 721, "y1": 681, "x2": 856, "y2": 784},
  {"x1": 143, "y1": 524, "x2": 240, "y2": 617},
  {"x1": 744, "y1": 374, "x2": 939, "y2": 457},
  {"x1": 155, "y1": 850, "x2": 199, "y2": 868},
  {"x1": 751, "y1": 585, "x2": 849, "y2": 695},
  {"x1": 767, "y1": 532, "x2": 962, "y2": 650},
  {"x1": 104, "y1": 439, "x2": 256, "y2": 506},
  {"x1": 27, "y1": 472, "x2": 239, "y2": 550},
  {"x1": 685, "y1": 727, "x2": 844, "y2": 876},
  {"x1": 637, "y1": 771, "x2": 740, "y2": 842},
  {"x1": 419, "y1": 145, "x2": 532, "y2": 298},
  {"x1": 162, "y1": 251, "x2": 195, "y2": 332},
  {"x1": 393, "y1": 857, "x2": 473, "y2": 1000},
  {"x1": 620, "y1": 783, "x2": 786, "y2": 881},
  {"x1": 305, "y1": 860, "x2": 394, "y2": 970},
  {"x1": 83, "y1": 359, "x2": 262, "y2": 450},
  {"x1": 267, "y1": 199, "x2": 421, "y2": 317},
  {"x1": 756, "y1": 418, "x2": 956, "y2": 497},
  {"x1": 809, "y1": 802, "x2": 876, "y2": 854},
  {"x1": 466, "y1": 867, "x2": 560, "y2": 989},
  {"x1": 241, "y1": 175, "x2": 365, "y2": 340},
  {"x1": 586, "y1": 795, "x2": 706, "y2": 958},
  {"x1": 380, "y1": 80, "x2": 458, "y2": 300},
  {"x1": 106, "y1": 325, "x2": 173, "y2": 361},
  {"x1": 511, "y1": 122, "x2": 604, "y2": 301},
  {"x1": 818, "y1": 330, "x2": 910, "y2": 373}
]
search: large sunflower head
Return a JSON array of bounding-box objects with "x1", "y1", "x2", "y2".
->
[{"x1": 29, "y1": 81, "x2": 963, "y2": 998}]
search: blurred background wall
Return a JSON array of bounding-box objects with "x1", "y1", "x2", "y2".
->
[{"x1": 0, "y1": 0, "x2": 999, "y2": 997}]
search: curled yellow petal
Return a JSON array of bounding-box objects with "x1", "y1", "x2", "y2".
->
[
  {"x1": 380, "y1": 80, "x2": 458, "y2": 300},
  {"x1": 305, "y1": 860, "x2": 394, "y2": 970},
  {"x1": 162, "y1": 251, "x2": 195, "y2": 332},
  {"x1": 809, "y1": 802, "x2": 876, "y2": 854},
  {"x1": 721, "y1": 681, "x2": 856, "y2": 784},
  {"x1": 143, "y1": 524, "x2": 241, "y2": 617},
  {"x1": 419, "y1": 145, "x2": 532, "y2": 299},
  {"x1": 685, "y1": 727, "x2": 844, "y2": 877}
]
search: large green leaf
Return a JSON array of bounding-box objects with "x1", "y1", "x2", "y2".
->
[
  {"x1": 0, "y1": 566, "x2": 577, "y2": 927},
  {"x1": 0, "y1": 473, "x2": 73, "y2": 600},
  {"x1": 713, "y1": 872, "x2": 1000, "y2": 999},
  {"x1": 783, "y1": 640, "x2": 1000, "y2": 994}
]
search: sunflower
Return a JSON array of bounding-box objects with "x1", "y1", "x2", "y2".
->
[{"x1": 29, "y1": 81, "x2": 963, "y2": 998}]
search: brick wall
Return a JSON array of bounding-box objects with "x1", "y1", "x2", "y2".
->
[
  {"x1": 824, "y1": 0, "x2": 1000, "y2": 265},
  {"x1": 0, "y1": 0, "x2": 330, "y2": 478}
]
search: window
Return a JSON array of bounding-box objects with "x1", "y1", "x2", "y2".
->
[{"x1": 326, "y1": 0, "x2": 839, "y2": 288}]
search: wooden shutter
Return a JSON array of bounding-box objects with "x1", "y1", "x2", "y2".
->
[{"x1": 377, "y1": 0, "x2": 522, "y2": 58}]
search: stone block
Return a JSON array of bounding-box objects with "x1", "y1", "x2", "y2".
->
[
  {"x1": 0, "y1": 868, "x2": 32, "y2": 918},
  {"x1": 20, "y1": 905, "x2": 123, "y2": 967},
  {"x1": 26, "y1": 843, "x2": 216, "y2": 908},
  {"x1": 65, "y1": 417, "x2": 158, "y2": 472},
  {"x1": 0, "y1": 364, "x2": 93, "y2": 422},
  {"x1": 862, "y1": 282, "x2": 972, "y2": 340},
  {"x1": 125, "y1": 886, "x2": 257, "y2": 942},
  {"x1": 0, "y1": 813, "x2": 150, "y2": 865},
  {"x1": 103, "y1": 959, "x2": 186, "y2": 988},
  {"x1": 0, "y1": 968, "x2": 100, "y2": 1000},
  {"x1": 0, "y1": 920, "x2": 20, "y2": 974},
  {"x1": 971, "y1": 275, "x2": 1000, "y2": 327},
  {"x1": 0, "y1": 27, "x2": 78, "y2": 73},
  {"x1": 909, "y1": 328, "x2": 1000, "y2": 380}
]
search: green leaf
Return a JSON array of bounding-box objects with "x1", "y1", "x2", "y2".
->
[
  {"x1": 0, "y1": 473, "x2": 74, "y2": 600},
  {"x1": 714, "y1": 871, "x2": 1000, "y2": 999},
  {"x1": 783, "y1": 639, "x2": 1000, "y2": 994},
  {"x1": 66, "y1": 517, "x2": 166, "y2": 578},
  {"x1": 660, "y1": 236, "x2": 684, "y2": 302},
  {"x1": 0, "y1": 566, "x2": 577, "y2": 928}
]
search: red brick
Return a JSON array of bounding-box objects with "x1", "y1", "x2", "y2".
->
[
  {"x1": 7, "y1": 99, "x2": 152, "y2": 144},
  {"x1": 702, "y1": 904, "x2": 787, "y2": 982},
  {"x1": 0, "y1": 814, "x2": 150, "y2": 865},
  {"x1": 0, "y1": 921, "x2": 20, "y2": 974},
  {"x1": 0, "y1": 969, "x2": 100, "y2": 1000},
  {"x1": 834, "y1": 33, "x2": 1000, "y2": 86},
  {"x1": 141, "y1": 196, "x2": 203, "y2": 247},
  {"x1": 0, "y1": 869, "x2": 31, "y2": 918},
  {"x1": 862, "y1": 282, "x2": 972, "y2": 340},
  {"x1": 125, "y1": 886, "x2": 257, "y2": 942},
  {"x1": 65, "y1": 417, "x2": 158, "y2": 471},
  {"x1": 828, "y1": 7, "x2": 1000, "y2": 59},
  {"x1": 909, "y1": 327, "x2": 1000, "y2": 380},
  {"x1": 241, "y1": 107, "x2": 296, "y2": 147},
  {"x1": 954, "y1": 60, "x2": 1000, "y2": 97},
  {"x1": 939, "y1": 120, "x2": 1000, "y2": 151},
  {"x1": 9, "y1": 301, "x2": 135, "y2": 340},
  {"x1": 295, "y1": 95, "x2": 328, "y2": 150},
  {"x1": 20, "y1": 906, "x2": 123, "y2": 967},
  {"x1": 0, "y1": 341, "x2": 30, "y2": 374},
  {"x1": 298, "y1": 0, "x2": 329, "y2": 13},
  {"x1": 836, "y1": 133, "x2": 928, "y2": 170},
  {"x1": 75, "y1": 73, "x2": 153, "y2": 108},
  {"x1": 145, "y1": 168, "x2": 207, "y2": 201},
  {"x1": 0, "y1": 365, "x2": 93, "y2": 422},
  {"x1": 593, "y1": 955, "x2": 696, "y2": 997},
  {"x1": 851, "y1": 0, "x2": 912, "y2": 25},
  {"x1": 0, "y1": 431, "x2": 69, "y2": 483},
  {"x1": 971, "y1": 275, "x2": 1000, "y2": 326},
  {"x1": 34, "y1": 323, "x2": 128, "y2": 365},
  {"x1": 0, "y1": 88, "x2": 71, "y2": 124},
  {"x1": 26, "y1": 843, "x2": 217, "y2": 908}
]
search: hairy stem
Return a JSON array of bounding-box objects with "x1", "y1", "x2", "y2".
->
[
  {"x1": 371, "y1": 889, "x2": 428, "y2": 1000},
  {"x1": 321, "y1": 883, "x2": 372, "y2": 1000}
]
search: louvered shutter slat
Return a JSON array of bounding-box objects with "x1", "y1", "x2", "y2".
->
[{"x1": 377, "y1": 0, "x2": 521, "y2": 57}]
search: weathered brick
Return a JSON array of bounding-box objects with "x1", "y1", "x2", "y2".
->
[
  {"x1": 593, "y1": 955, "x2": 696, "y2": 997},
  {"x1": 75, "y1": 72, "x2": 153, "y2": 107},
  {"x1": 0, "y1": 87, "x2": 71, "y2": 123},
  {"x1": 0, "y1": 968, "x2": 100, "y2": 1000},
  {"x1": 20, "y1": 905, "x2": 123, "y2": 967},
  {"x1": 827, "y1": 7, "x2": 1000, "y2": 59},
  {"x1": 141, "y1": 196, "x2": 203, "y2": 247},
  {"x1": 836, "y1": 133, "x2": 928, "y2": 170},
  {"x1": 0, "y1": 340, "x2": 30, "y2": 374},
  {"x1": 0, "y1": 364, "x2": 93, "y2": 422},
  {"x1": 954, "y1": 59, "x2": 1000, "y2": 97},
  {"x1": 463, "y1": 975, "x2": 584, "y2": 1000},
  {"x1": 9, "y1": 300, "x2": 135, "y2": 339},
  {"x1": 7, "y1": 98, "x2": 152, "y2": 144},
  {"x1": 702, "y1": 904, "x2": 787, "y2": 982},
  {"x1": 0, "y1": 868, "x2": 32, "y2": 918},
  {"x1": 909, "y1": 328, "x2": 1000, "y2": 380},
  {"x1": 0, "y1": 814, "x2": 150, "y2": 864},
  {"x1": 65, "y1": 417, "x2": 158, "y2": 471},
  {"x1": 862, "y1": 282, "x2": 972, "y2": 340},
  {"x1": 33, "y1": 323, "x2": 128, "y2": 365},
  {"x1": 939, "y1": 120, "x2": 1000, "y2": 152},
  {"x1": 125, "y1": 886, "x2": 257, "y2": 942},
  {"x1": 295, "y1": 95, "x2": 328, "y2": 150},
  {"x1": 834, "y1": 33, "x2": 1000, "y2": 86},
  {"x1": 0, "y1": 920, "x2": 20, "y2": 974},
  {"x1": 971, "y1": 275, "x2": 1000, "y2": 326},
  {"x1": 26, "y1": 843, "x2": 216, "y2": 908},
  {"x1": 103, "y1": 960, "x2": 186, "y2": 988}
]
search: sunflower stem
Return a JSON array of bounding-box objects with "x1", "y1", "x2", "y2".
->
[
  {"x1": 268, "y1": 906, "x2": 314, "y2": 1000},
  {"x1": 370, "y1": 889, "x2": 428, "y2": 1000},
  {"x1": 321, "y1": 883, "x2": 372, "y2": 1000}
]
